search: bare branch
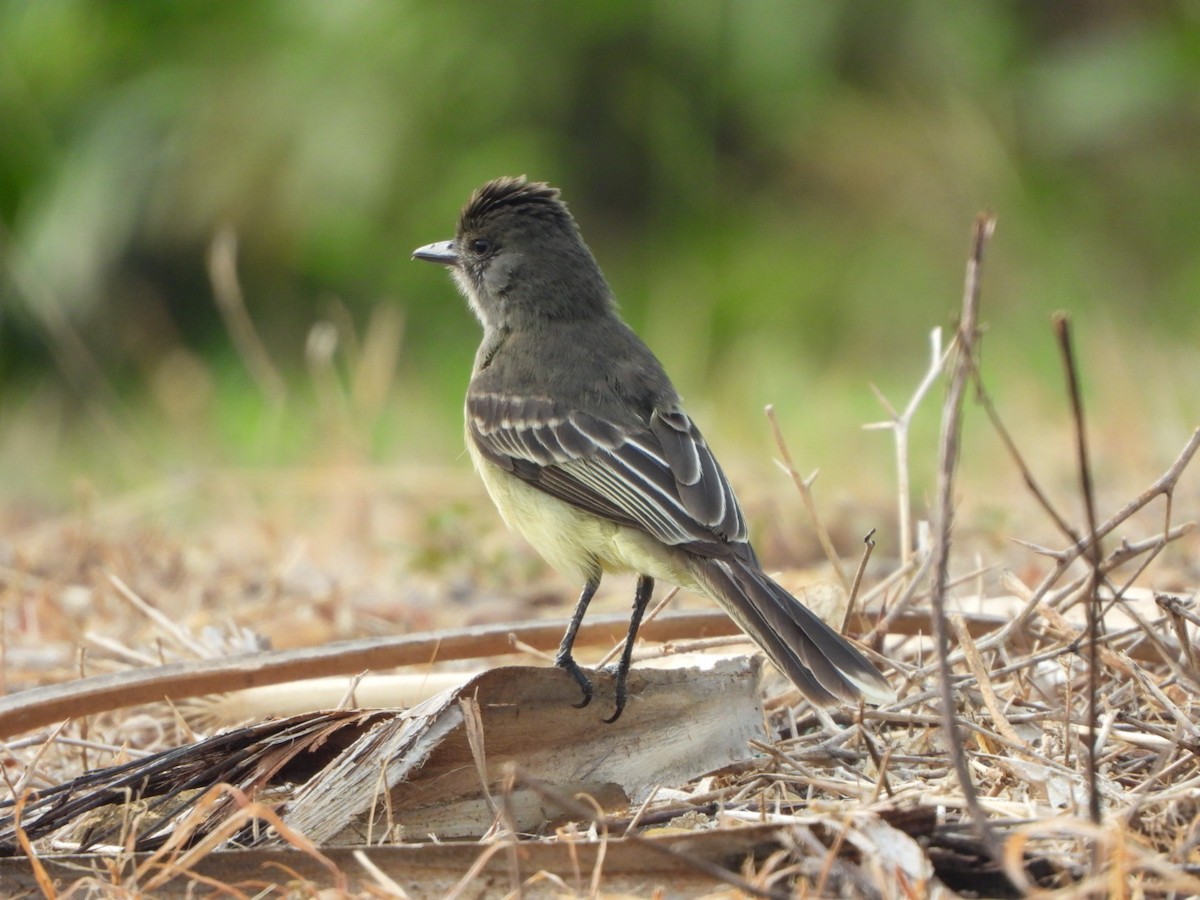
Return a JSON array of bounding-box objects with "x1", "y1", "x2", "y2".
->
[
  {"x1": 1054, "y1": 313, "x2": 1102, "y2": 824},
  {"x1": 929, "y1": 212, "x2": 1003, "y2": 862},
  {"x1": 864, "y1": 328, "x2": 954, "y2": 566},
  {"x1": 842, "y1": 529, "x2": 876, "y2": 635},
  {"x1": 765, "y1": 405, "x2": 851, "y2": 592}
]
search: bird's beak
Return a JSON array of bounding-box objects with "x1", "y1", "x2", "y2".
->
[{"x1": 412, "y1": 240, "x2": 459, "y2": 266}]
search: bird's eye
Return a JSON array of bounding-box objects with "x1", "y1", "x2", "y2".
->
[{"x1": 470, "y1": 238, "x2": 492, "y2": 255}]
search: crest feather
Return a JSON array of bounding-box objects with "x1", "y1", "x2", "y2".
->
[{"x1": 459, "y1": 176, "x2": 567, "y2": 232}]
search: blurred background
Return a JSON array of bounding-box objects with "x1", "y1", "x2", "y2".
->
[{"x1": 1, "y1": 0, "x2": 1198, "y2": 510}]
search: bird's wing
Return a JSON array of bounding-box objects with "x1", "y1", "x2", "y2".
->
[{"x1": 467, "y1": 392, "x2": 749, "y2": 552}]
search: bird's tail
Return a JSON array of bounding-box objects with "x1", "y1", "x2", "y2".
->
[{"x1": 689, "y1": 556, "x2": 894, "y2": 706}]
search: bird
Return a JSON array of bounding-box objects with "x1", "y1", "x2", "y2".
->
[{"x1": 413, "y1": 176, "x2": 893, "y2": 722}]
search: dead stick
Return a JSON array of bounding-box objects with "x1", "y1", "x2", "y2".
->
[
  {"x1": 765, "y1": 405, "x2": 851, "y2": 593},
  {"x1": 13, "y1": 603, "x2": 1158, "y2": 741},
  {"x1": 0, "y1": 610, "x2": 737, "y2": 739},
  {"x1": 1053, "y1": 313, "x2": 1102, "y2": 825},
  {"x1": 930, "y1": 212, "x2": 1003, "y2": 863},
  {"x1": 842, "y1": 529, "x2": 876, "y2": 635}
]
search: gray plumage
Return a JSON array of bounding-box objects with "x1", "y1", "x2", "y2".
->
[{"x1": 414, "y1": 176, "x2": 893, "y2": 717}]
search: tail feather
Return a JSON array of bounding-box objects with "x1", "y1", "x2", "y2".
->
[{"x1": 691, "y1": 556, "x2": 894, "y2": 706}]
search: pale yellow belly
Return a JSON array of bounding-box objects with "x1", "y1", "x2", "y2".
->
[{"x1": 467, "y1": 439, "x2": 700, "y2": 591}]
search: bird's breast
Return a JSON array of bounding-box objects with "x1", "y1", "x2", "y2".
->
[{"x1": 465, "y1": 433, "x2": 700, "y2": 591}]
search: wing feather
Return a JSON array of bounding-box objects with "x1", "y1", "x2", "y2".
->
[{"x1": 467, "y1": 391, "x2": 749, "y2": 552}]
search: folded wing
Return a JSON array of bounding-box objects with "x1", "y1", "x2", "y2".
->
[{"x1": 467, "y1": 392, "x2": 749, "y2": 557}]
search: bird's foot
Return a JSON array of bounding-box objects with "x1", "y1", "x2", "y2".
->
[
  {"x1": 601, "y1": 662, "x2": 630, "y2": 724},
  {"x1": 554, "y1": 652, "x2": 593, "y2": 709}
]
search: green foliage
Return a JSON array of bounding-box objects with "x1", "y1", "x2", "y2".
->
[{"x1": 1, "y1": 1, "x2": 1197, "y2": 487}]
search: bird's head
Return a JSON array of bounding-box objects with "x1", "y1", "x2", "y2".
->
[{"x1": 413, "y1": 176, "x2": 613, "y2": 331}]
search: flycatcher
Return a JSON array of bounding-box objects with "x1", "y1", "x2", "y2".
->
[{"x1": 414, "y1": 176, "x2": 893, "y2": 721}]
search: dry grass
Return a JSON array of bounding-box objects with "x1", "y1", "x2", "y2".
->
[{"x1": 2, "y1": 229, "x2": 1200, "y2": 897}]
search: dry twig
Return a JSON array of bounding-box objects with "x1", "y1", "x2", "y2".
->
[
  {"x1": 864, "y1": 327, "x2": 954, "y2": 566},
  {"x1": 929, "y1": 212, "x2": 1002, "y2": 862},
  {"x1": 765, "y1": 405, "x2": 851, "y2": 592}
]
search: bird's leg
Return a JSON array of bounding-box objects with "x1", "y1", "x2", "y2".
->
[
  {"x1": 604, "y1": 575, "x2": 654, "y2": 724},
  {"x1": 555, "y1": 576, "x2": 600, "y2": 708}
]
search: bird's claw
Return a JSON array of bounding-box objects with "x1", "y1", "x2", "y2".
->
[
  {"x1": 555, "y1": 653, "x2": 594, "y2": 709},
  {"x1": 557, "y1": 656, "x2": 631, "y2": 722},
  {"x1": 601, "y1": 662, "x2": 629, "y2": 724}
]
